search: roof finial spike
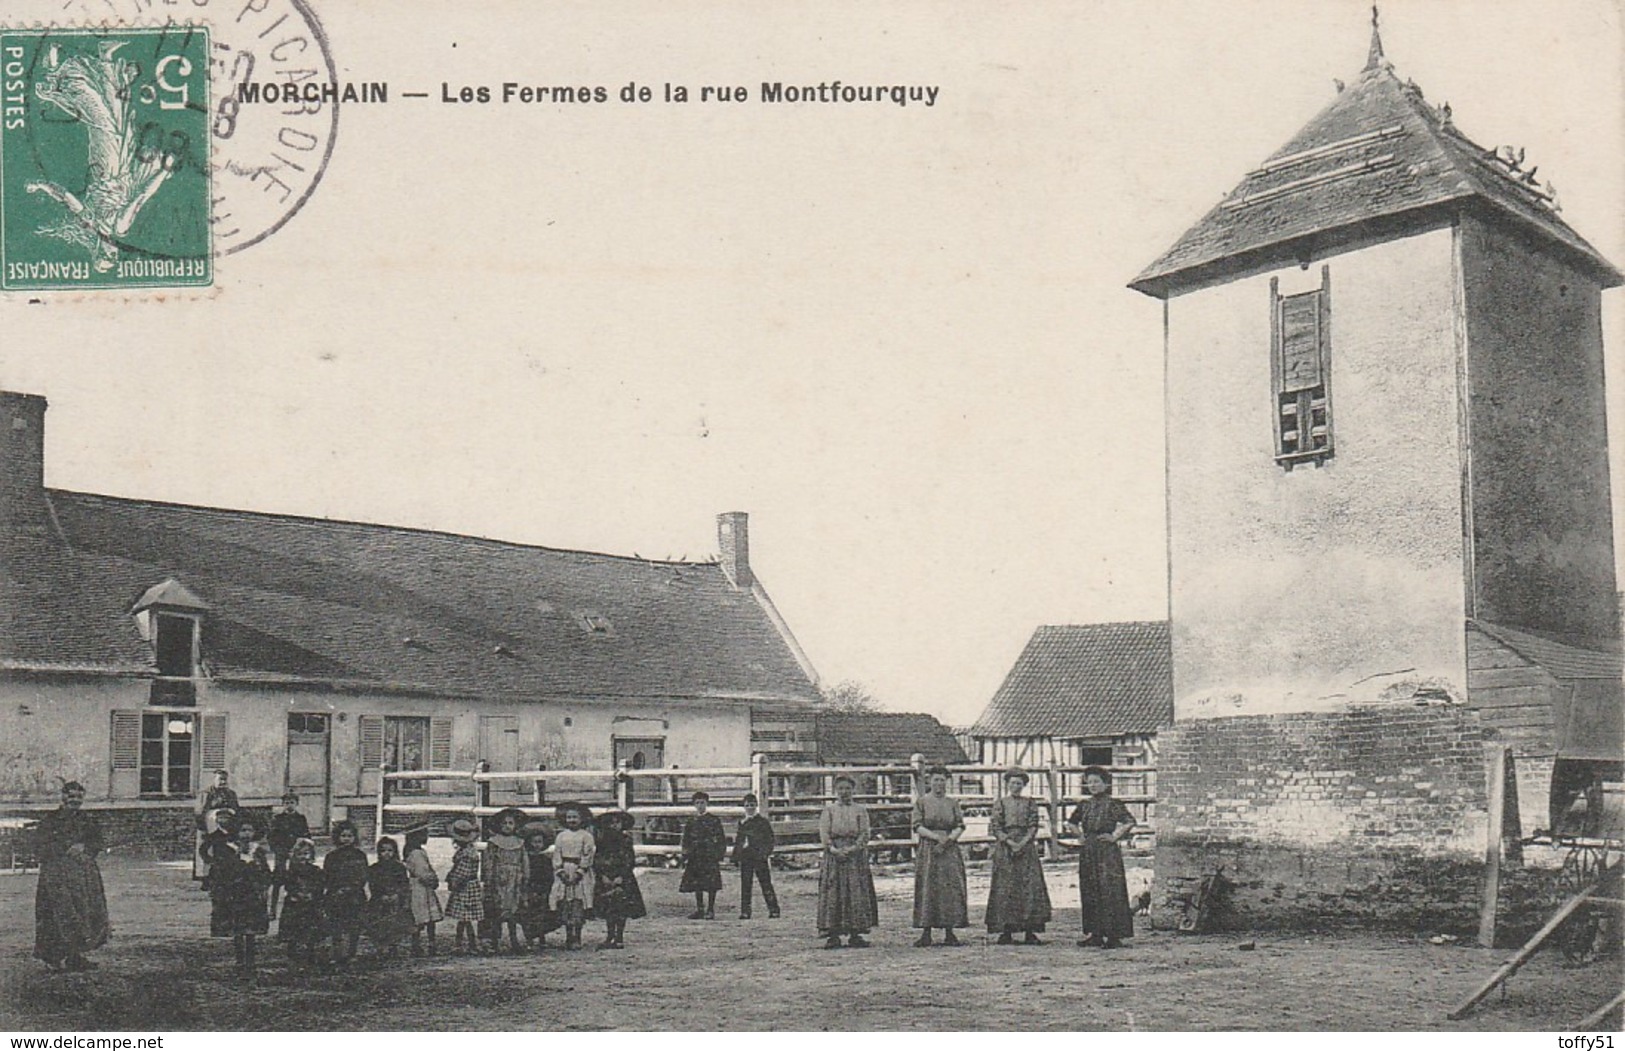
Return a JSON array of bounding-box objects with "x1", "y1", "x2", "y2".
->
[{"x1": 1364, "y1": 4, "x2": 1388, "y2": 73}]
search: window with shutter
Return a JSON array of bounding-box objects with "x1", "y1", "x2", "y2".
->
[
  {"x1": 1271, "y1": 267, "x2": 1334, "y2": 468},
  {"x1": 110, "y1": 711, "x2": 141, "y2": 770},
  {"x1": 132, "y1": 710, "x2": 195, "y2": 796},
  {"x1": 430, "y1": 717, "x2": 453, "y2": 770},
  {"x1": 360, "y1": 715, "x2": 385, "y2": 770}
]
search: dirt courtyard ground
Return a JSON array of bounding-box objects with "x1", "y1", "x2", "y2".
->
[{"x1": 0, "y1": 855, "x2": 1618, "y2": 1031}]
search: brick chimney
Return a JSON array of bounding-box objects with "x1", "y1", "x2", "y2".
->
[
  {"x1": 1, "y1": 391, "x2": 48, "y2": 532},
  {"x1": 717, "y1": 511, "x2": 752, "y2": 589}
]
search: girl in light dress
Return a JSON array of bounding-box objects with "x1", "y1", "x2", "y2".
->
[
  {"x1": 549, "y1": 802, "x2": 596, "y2": 950},
  {"x1": 402, "y1": 823, "x2": 443, "y2": 957}
]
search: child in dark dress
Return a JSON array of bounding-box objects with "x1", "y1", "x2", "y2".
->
[
  {"x1": 517, "y1": 820, "x2": 556, "y2": 951},
  {"x1": 592, "y1": 810, "x2": 646, "y2": 949},
  {"x1": 323, "y1": 820, "x2": 369, "y2": 965},
  {"x1": 733, "y1": 793, "x2": 780, "y2": 919},
  {"x1": 680, "y1": 792, "x2": 726, "y2": 919},
  {"x1": 209, "y1": 813, "x2": 271, "y2": 979},
  {"x1": 365, "y1": 837, "x2": 416, "y2": 957},
  {"x1": 276, "y1": 838, "x2": 326, "y2": 970},
  {"x1": 267, "y1": 792, "x2": 310, "y2": 920}
]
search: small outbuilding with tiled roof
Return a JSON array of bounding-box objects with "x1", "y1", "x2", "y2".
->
[
  {"x1": 971, "y1": 622, "x2": 1171, "y2": 816},
  {"x1": 815, "y1": 711, "x2": 969, "y2": 767}
]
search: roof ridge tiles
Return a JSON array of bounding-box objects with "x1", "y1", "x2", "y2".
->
[{"x1": 48, "y1": 487, "x2": 717, "y2": 568}]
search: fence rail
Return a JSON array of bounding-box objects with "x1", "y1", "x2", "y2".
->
[{"x1": 376, "y1": 755, "x2": 1155, "y2": 860}]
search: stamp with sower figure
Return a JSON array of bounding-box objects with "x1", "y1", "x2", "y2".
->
[{"x1": 2, "y1": 25, "x2": 212, "y2": 290}]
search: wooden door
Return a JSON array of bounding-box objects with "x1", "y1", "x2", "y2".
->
[
  {"x1": 286, "y1": 713, "x2": 331, "y2": 831},
  {"x1": 480, "y1": 714, "x2": 523, "y2": 802}
]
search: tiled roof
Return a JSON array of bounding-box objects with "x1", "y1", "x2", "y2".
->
[
  {"x1": 1471, "y1": 620, "x2": 1624, "y2": 682},
  {"x1": 0, "y1": 490, "x2": 820, "y2": 704},
  {"x1": 814, "y1": 712, "x2": 968, "y2": 765},
  {"x1": 971, "y1": 622, "x2": 1172, "y2": 738},
  {"x1": 1131, "y1": 51, "x2": 1621, "y2": 297}
]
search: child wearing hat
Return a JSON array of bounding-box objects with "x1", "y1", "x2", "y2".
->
[
  {"x1": 402, "y1": 823, "x2": 443, "y2": 957},
  {"x1": 733, "y1": 793, "x2": 780, "y2": 919},
  {"x1": 517, "y1": 819, "x2": 556, "y2": 951},
  {"x1": 680, "y1": 791, "x2": 726, "y2": 920},
  {"x1": 267, "y1": 792, "x2": 310, "y2": 920},
  {"x1": 549, "y1": 803, "x2": 595, "y2": 950},
  {"x1": 482, "y1": 808, "x2": 530, "y2": 953},
  {"x1": 209, "y1": 811, "x2": 271, "y2": 979},
  {"x1": 324, "y1": 820, "x2": 370, "y2": 965},
  {"x1": 592, "y1": 809, "x2": 646, "y2": 949},
  {"x1": 276, "y1": 837, "x2": 326, "y2": 970},
  {"x1": 444, "y1": 816, "x2": 486, "y2": 954}
]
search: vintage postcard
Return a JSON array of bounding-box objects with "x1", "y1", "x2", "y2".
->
[{"x1": 0, "y1": 0, "x2": 1621, "y2": 1036}]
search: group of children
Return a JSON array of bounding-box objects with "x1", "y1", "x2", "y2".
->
[
  {"x1": 201, "y1": 796, "x2": 431, "y2": 976},
  {"x1": 201, "y1": 790, "x2": 781, "y2": 976}
]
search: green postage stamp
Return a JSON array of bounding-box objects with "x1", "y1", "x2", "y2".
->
[{"x1": 2, "y1": 25, "x2": 212, "y2": 291}]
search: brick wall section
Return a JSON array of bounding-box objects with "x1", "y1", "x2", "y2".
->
[
  {"x1": 1155, "y1": 705, "x2": 1493, "y2": 932},
  {"x1": 0, "y1": 804, "x2": 297, "y2": 862},
  {"x1": 2, "y1": 805, "x2": 196, "y2": 860}
]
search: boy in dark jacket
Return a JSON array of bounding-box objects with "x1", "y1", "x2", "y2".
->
[{"x1": 733, "y1": 793, "x2": 779, "y2": 919}]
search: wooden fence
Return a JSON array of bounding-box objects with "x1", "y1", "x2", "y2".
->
[{"x1": 377, "y1": 755, "x2": 1154, "y2": 860}]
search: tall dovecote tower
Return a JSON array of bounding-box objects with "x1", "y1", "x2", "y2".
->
[{"x1": 1131, "y1": 12, "x2": 1622, "y2": 929}]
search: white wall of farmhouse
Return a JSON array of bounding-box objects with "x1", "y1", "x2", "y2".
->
[{"x1": 0, "y1": 673, "x2": 754, "y2": 809}]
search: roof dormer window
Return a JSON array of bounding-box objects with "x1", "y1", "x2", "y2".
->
[
  {"x1": 155, "y1": 613, "x2": 199, "y2": 677},
  {"x1": 132, "y1": 578, "x2": 209, "y2": 705}
]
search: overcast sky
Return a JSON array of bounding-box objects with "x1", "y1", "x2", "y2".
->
[{"x1": 3, "y1": 0, "x2": 1621, "y2": 727}]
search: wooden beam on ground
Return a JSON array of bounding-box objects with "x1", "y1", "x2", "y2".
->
[
  {"x1": 1575, "y1": 990, "x2": 1625, "y2": 1030},
  {"x1": 1449, "y1": 879, "x2": 1602, "y2": 1020}
]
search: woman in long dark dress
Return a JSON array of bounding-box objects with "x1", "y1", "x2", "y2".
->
[
  {"x1": 34, "y1": 782, "x2": 110, "y2": 972},
  {"x1": 984, "y1": 767, "x2": 1053, "y2": 944},
  {"x1": 816, "y1": 774, "x2": 878, "y2": 949},
  {"x1": 1066, "y1": 765, "x2": 1136, "y2": 948},
  {"x1": 910, "y1": 765, "x2": 967, "y2": 946}
]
